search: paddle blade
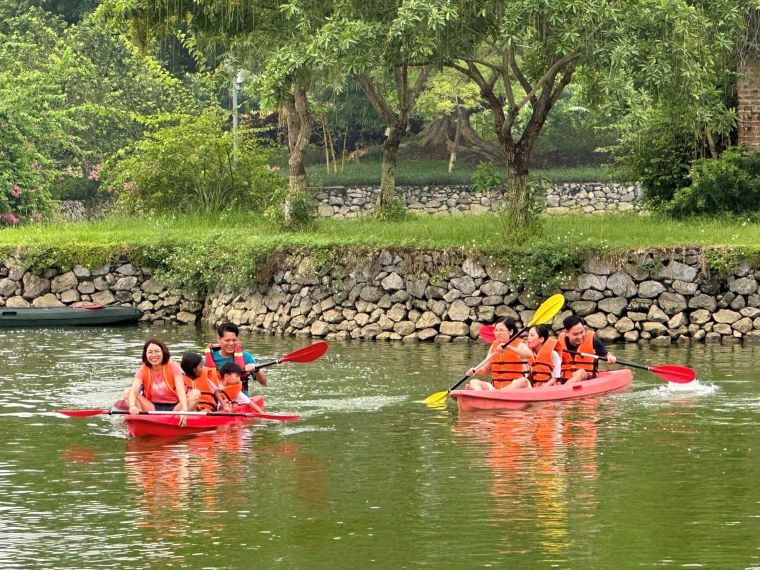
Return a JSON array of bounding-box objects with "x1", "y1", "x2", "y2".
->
[
  {"x1": 423, "y1": 391, "x2": 449, "y2": 405},
  {"x1": 528, "y1": 293, "x2": 565, "y2": 326},
  {"x1": 279, "y1": 341, "x2": 329, "y2": 364},
  {"x1": 58, "y1": 409, "x2": 109, "y2": 417},
  {"x1": 650, "y1": 364, "x2": 696, "y2": 383},
  {"x1": 479, "y1": 325, "x2": 495, "y2": 343}
]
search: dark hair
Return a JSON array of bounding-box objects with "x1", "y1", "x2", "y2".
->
[
  {"x1": 533, "y1": 324, "x2": 550, "y2": 342},
  {"x1": 563, "y1": 314, "x2": 584, "y2": 331},
  {"x1": 217, "y1": 322, "x2": 240, "y2": 337},
  {"x1": 220, "y1": 362, "x2": 244, "y2": 377},
  {"x1": 180, "y1": 352, "x2": 203, "y2": 378},
  {"x1": 495, "y1": 317, "x2": 518, "y2": 336},
  {"x1": 142, "y1": 338, "x2": 170, "y2": 366}
]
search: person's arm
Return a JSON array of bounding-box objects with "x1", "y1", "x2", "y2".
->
[
  {"x1": 127, "y1": 375, "x2": 142, "y2": 414},
  {"x1": 244, "y1": 352, "x2": 268, "y2": 386},
  {"x1": 593, "y1": 337, "x2": 616, "y2": 363},
  {"x1": 545, "y1": 350, "x2": 562, "y2": 386},
  {"x1": 507, "y1": 340, "x2": 532, "y2": 361},
  {"x1": 170, "y1": 363, "x2": 188, "y2": 427}
]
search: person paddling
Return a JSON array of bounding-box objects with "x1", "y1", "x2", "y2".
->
[
  {"x1": 557, "y1": 315, "x2": 616, "y2": 385},
  {"x1": 497, "y1": 325, "x2": 561, "y2": 390},
  {"x1": 466, "y1": 317, "x2": 532, "y2": 391},
  {"x1": 205, "y1": 323, "x2": 267, "y2": 395},
  {"x1": 127, "y1": 339, "x2": 199, "y2": 426}
]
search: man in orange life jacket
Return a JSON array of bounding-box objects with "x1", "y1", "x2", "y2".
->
[
  {"x1": 557, "y1": 314, "x2": 616, "y2": 385},
  {"x1": 205, "y1": 322, "x2": 267, "y2": 394}
]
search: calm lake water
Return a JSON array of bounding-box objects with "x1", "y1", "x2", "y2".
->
[{"x1": 0, "y1": 325, "x2": 758, "y2": 569}]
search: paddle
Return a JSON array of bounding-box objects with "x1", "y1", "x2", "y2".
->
[
  {"x1": 569, "y1": 351, "x2": 696, "y2": 383},
  {"x1": 478, "y1": 325, "x2": 495, "y2": 343},
  {"x1": 423, "y1": 293, "x2": 565, "y2": 405},
  {"x1": 253, "y1": 341, "x2": 329, "y2": 370},
  {"x1": 58, "y1": 408, "x2": 300, "y2": 421}
]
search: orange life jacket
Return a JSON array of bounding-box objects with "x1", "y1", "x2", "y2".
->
[
  {"x1": 217, "y1": 379, "x2": 243, "y2": 406},
  {"x1": 138, "y1": 364, "x2": 177, "y2": 403},
  {"x1": 557, "y1": 331, "x2": 598, "y2": 381},
  {"x1": 529, "y1": 337, "x2": 559, "y2": 385},
  {"x1": 186, "y1": 367, "x2": 219, "y2": 412},
  {"x1": 205, "y1": 342, "x2": 251, "y2": 390},
  {"x1": 488, "y1": 339, "x2": 529, "y2": 389}
]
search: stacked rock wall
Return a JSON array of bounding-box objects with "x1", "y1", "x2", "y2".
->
[
  {"x1": 314, "y1": 183, "x2": 641, "y2": 218},
  {"x1": 204, "y1": 249, "x2": 760, "y2": 345},
  {"x1": 0, "y1": 258, "x2": 201, "y2": 324}
]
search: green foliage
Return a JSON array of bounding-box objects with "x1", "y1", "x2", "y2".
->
[
  {"x1": 103, "y1": 110, "x2": 286, "y2": 214},
  {"x1": 471, "y1": 162, "x2": 506, "y2": 193},
  {"x1": 667, "y1": 148, "x2": 760, "y2": 219},
  {"x1": 265, "y1": 189, "x2": 317, "y2": 230},
  {"x1": 609, "y1": 109, "x2": 700, "y2": 206},
  {"x1": 372, "y1": 198, "x2": 408, "y2": 222}
]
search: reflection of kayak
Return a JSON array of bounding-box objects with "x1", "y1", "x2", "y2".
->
[
  {"x1": 0, "y1": 305, "x2": 141, "y2": 327},
  {"x1": 450, "y1": 369, "x2": 633, "y2": 411},
  {"x1": 124, "y1": 397, "x2": 265, "y2": 437}
]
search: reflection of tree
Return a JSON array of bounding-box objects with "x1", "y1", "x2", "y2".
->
[{"x1": 452, "y1": 399, "x2": 607, "y2": 556}]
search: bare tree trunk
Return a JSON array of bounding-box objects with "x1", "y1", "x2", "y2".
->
[
  {"x1": 505, "y1": 150, "x2": 533, "y2": 231},
  {"x1": 282, "y1": 83, "x2": 311, "y2": 223},
  {"x1": 448, "y1": 105, "x2": 463, "y2": 173}
]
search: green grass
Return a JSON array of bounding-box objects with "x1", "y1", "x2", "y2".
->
[
  {"x1": 2, "y1": 211, "x2": 758, "y2": 253},
  {"x1": 3, "y1": 212, "x2": 758, "y2": 295},
  {"x1": 305, "y1": 160, "x2": 621, "y2": 187}
]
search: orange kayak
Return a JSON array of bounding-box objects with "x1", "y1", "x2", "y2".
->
[{"x1": 450, "y1": 369, "x2": 633, "y2": 411}]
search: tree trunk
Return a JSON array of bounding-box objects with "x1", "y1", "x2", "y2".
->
[
  {"x1": 448, "y1": 105, "x2": 463, "y2": 172},
  {"x1": 377, "y1": 123, "x2": 404, "y2": 216},
  {"x1": 505, "y1": 151, "x2": 533, "y2": 231},
  {"x1": 282, "y1": 84, "x2": 311, "y2": 223}
]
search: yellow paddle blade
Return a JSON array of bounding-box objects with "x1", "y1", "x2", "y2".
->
[
  {"x1": 527, "y1": 293, "x2": 565, "y2": 326},
  {"x1": 423, "y1": 390, "x2": 449, "y2": 405}
]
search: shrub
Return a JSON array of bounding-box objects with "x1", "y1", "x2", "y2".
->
[
  {"x1": 103, "y1": 110, "x2": 286, "y2": 214},
  {"x1": 471, "y1": 161, "x2": 506, "y2": 193},
  {"x1": 667, "y1": 148, "x2": 760, "y2": 218}
]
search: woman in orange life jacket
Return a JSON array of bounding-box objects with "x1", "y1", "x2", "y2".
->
[
  {"x1": 557, "y1": 314, "x2": 616, "y2": 385},
  {"x1": 466, "y1": 317, "x2": 532, "y2": 391},
  {"x1": 498, "y1": 324, "x2": 562, "y2": 390},
  {"x1": 127, "y1": 339, "x2": 200, "y2": 427}
]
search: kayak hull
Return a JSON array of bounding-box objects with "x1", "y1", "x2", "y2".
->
[
  {"x1": 0, "y1": 306, "x2": 141, "y2": 327},
  {"x1": 124, "y1": 397, "x2": 265, "y2": 437},
  {"x1": 450, "y1": 369, "x2": 633, "y2": 411}
]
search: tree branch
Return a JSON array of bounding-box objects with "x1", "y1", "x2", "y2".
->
[{"x1": 356, "y1": 73, "x2": 397, "y2": 125}]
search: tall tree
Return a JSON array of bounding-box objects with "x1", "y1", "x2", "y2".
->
[
  {"x1": 308, "y1": 0, "x2": 462, "y2": 217},
  {"x1": 444, "y1": 0, "x2": 753, "y2": 230}
]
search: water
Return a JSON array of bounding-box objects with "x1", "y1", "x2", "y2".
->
[{"x1": 0, "y1": 326, "x2": 759, "y2": 568}]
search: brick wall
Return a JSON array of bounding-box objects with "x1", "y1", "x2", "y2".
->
[{"x1": 738, "y1": 60, "x2": 760, "y2": 147}]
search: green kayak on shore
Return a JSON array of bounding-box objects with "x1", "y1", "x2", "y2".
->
[{"x1": 0, "y1": 305, "x2": 142, "y2": 327}]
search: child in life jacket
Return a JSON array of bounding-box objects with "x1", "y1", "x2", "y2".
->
[{"x1": 217, "y1": 362, "x2": 265, "y2": 414}]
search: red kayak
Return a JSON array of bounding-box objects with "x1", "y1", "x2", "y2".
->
[
  {"x1": 123, "y1": 396, "x2": 266, "y2": 437},
  {"x1": 450, "y1": 369, "x2": 633, "y2": 411}
]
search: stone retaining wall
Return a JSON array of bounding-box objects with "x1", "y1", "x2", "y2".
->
[
  {"x1": 0, "y1": 258, "x2": 200, "y2": 325},
  {"x1": 314, "y1": 183, "x2": 641, "y2": 218},
  {"x1": 204, "y1": 249, "x2": 760, "y2": 346},
  {"x1": 5, "y1": 247, "x2": 759, "y2": 345}
]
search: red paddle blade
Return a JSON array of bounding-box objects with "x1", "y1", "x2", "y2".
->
[
  {"x1": 479, "y1": 325, "x2": 495, "y2": 343},
  {"x1": 59, "y1": 409, "x2": 109, "y2": 417},
  {"x1": 279, "y1": 341, "x2": 328, "y2": 364},
  {"x1": 650, "y1": 364, "x2": 696, "y2": 383}
]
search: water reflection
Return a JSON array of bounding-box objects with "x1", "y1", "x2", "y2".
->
[{"x1": 451, "y1": 398, "x2": 614, "y2": 558}]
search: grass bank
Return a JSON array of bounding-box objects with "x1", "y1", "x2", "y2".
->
[
  {"x1": 2, "y1": 212, "x2": 758, "y2": 295},
  {"x1": 306, "y1": 161, "x2": 621, "y2": 187}
]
